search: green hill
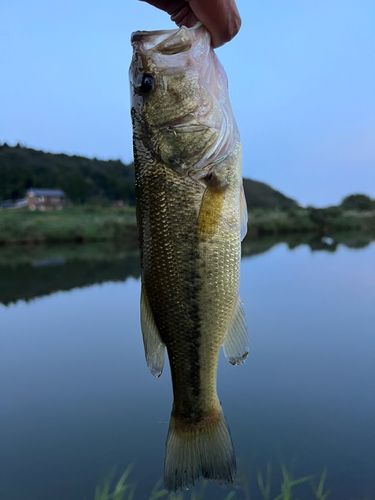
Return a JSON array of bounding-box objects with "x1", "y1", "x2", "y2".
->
[
  {"x1": 0, "y1": 143, "x2": 297, "y2": 208},
  {"x1": 243, "y1": 178, "x2": 297, "y2": 209},
  {"x1": 0, "y1": 144, "x2": 135, "y2": 205}
]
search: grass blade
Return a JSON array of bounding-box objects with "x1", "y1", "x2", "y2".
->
[
  {"x1": 149, "y1": 477, "x2": 168, "y2": 500},
  {"x1": 311, "y1": 469, "x2": 330, "y2": 500},
  {"x1": 257, "y1": 463, "x2": 272, "y2": 500}
]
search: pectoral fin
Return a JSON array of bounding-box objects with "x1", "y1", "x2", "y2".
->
[
  {"x1": 140, "y1": 283, "x2": 165, "y2": 378},
  {"x1": 198, "y1": 181, "x2": 226, "y2": 240},
  {"x1": 223, "y1": 296, "x2": 249, "y2": 365},
  {"x1": 240, "y1": 185, "x2": 248, "y2": 241}
]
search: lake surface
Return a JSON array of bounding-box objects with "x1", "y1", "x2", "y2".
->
[{"x1": 0, "y1": 236, "x2": 374, "y2": 500}]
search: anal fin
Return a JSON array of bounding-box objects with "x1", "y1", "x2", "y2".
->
[
  {"x1": 140, "y1": 283, "x2": 165, "y2": 378},
  {"x1": 223, "y1": 296, "x2": 249, "y2": 365}
]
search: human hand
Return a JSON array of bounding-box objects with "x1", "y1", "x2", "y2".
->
[{"x1": 139, "y1": 0, "x2": 241, "y2": 48}]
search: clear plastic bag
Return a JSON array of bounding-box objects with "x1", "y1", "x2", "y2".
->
[{"x1": 129, "y1": 24, "x2": 240, "y2": 177}]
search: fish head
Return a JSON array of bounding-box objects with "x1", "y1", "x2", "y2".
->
[{"x1": 130, "y1": 25, "x2": 238, "y2": 176}]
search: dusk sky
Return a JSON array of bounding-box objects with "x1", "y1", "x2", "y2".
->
[{"x1": 1, "y1": 0, "x2": 374, "y2": 206}]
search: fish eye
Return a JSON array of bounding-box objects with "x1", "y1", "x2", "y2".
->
[{"x1": 136, "y1": 73, "x2": 155, "y2": 94}]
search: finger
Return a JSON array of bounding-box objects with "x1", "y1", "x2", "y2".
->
[
  {"x1": 139, "y1": 0, "x2": 188, "y2": 19},
  {"x1": 187, "y1": 0, "x2": 241, "y2": 48},
  {"x1": 139, "y1": 1, "x2": 199, "y2": 35},
  {"x1": 170, "y1": 4, "x2": 199, "y2": 28},
  {"x1": 139, "y1": 0, "x2": 241, "y2": 48}
]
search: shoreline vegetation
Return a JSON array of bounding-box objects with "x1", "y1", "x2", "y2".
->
[
  {"x1": 0, "y1": 205, "x2": 374, "y2": 245},
  {"x1": 1, "y1": 144, "x2": 374, "y2": 245},
  {"x1": 92, "y1": 462, "x2": 333, "y2": 500}
]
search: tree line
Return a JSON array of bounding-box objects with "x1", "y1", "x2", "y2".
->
[
  {"x1": 1, "y1": 143, "x2": 374, "y2": 211},
  {"x1": 0, "y1": 143, "x2": 135, "y2": 205}
]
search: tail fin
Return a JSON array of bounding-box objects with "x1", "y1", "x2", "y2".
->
[{"x1": 164, "y1": 407, "x2": 236, "y2": 493}]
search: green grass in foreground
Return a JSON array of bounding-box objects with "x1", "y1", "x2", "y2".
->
[{"x1": 91, "y1": 463, "x2": 333, "y2": 500}]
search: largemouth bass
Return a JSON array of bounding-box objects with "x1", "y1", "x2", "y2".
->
[{"x1": 129, "y1": 25, "x2": 248, "y2": 492}]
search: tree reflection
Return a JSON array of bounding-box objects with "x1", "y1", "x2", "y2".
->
[{"x1": 0, "y1": 232, "x2": 374, "y2": 306}]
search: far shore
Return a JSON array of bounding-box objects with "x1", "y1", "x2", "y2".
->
[{"x1": 0, "y1": 205, "x2": 375, "y2": 245}]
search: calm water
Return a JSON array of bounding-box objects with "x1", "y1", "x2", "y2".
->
[{"x1": 0, "y1": 236, "x2": 374, "y2": 500}]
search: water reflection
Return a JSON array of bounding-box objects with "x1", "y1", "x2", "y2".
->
[
  {"x1": 1, "y1": 234, "x2": 374, "y2": 500},
  {"x1": 0, "y1": 242, "x2": 140, "y2": 306},
  {"x1": 0, "y1": 232, "x2": 374, "y2": 306}
]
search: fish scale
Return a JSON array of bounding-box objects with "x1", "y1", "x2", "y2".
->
[{"x1": 130, "y1": 24, "x2": 248, "y2": 492}]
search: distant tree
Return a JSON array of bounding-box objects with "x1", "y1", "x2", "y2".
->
[
  {"x1": 341, "y1": 194, "x2": 373, "y2": 211},
  {"x1": 322, "y1": 206, "x2": 341, "y2": 218},
  {"x1": 307, "y1": 207, "x2": 325, "y2": 226}
]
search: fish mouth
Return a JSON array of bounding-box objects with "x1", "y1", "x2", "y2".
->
[
  {"x1": 131, "y1": 28, "x2": 180, "y2": 45},
  {"x1": 131, "y1": 25, "x2": 207, "y2": 55}
]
